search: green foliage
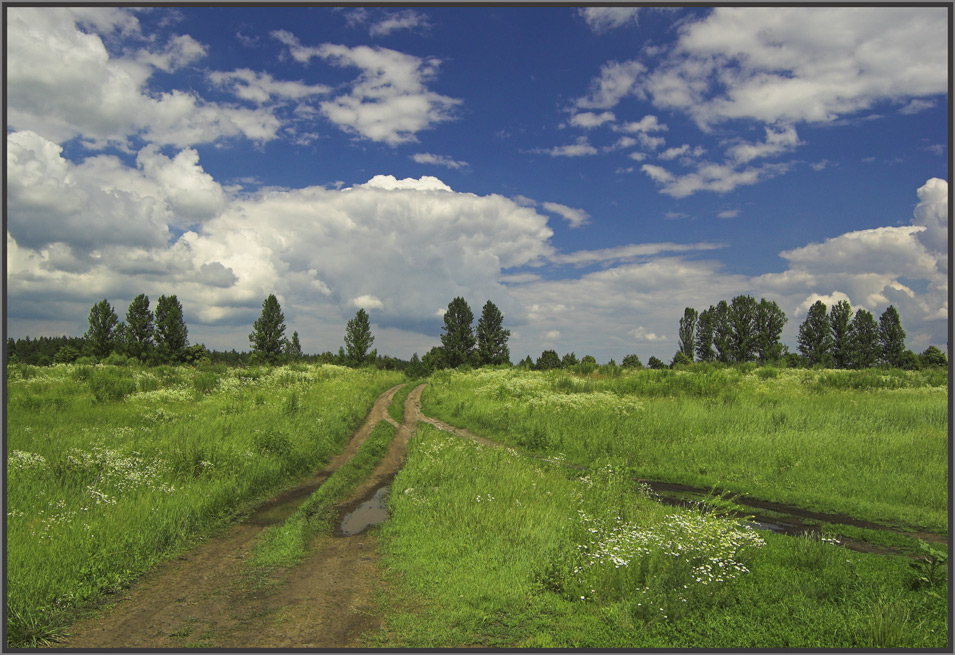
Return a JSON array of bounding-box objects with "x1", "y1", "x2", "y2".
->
[
  {"x1": 344, "y1": 308, "x2": 375, "y2": 366},
  {"x1": 535, "y1": 349, "x2": 562, "y2": 371},
  {"x1": 670, "y1": 351, "x2": 692, "y2": 368},
  {"x1": 85, "y1": 299, "x2": 119, "y2": 359},
  {"x1": 154, "y1": 295, "x2": 188, "y2": 364},
  {"x1": 828, "y1": 300, "x2": 853, "y2": 369},
  {"x1": 878, "y1": 305, "x2": 906, "y2": 368},
  {"x1": 849, "y1": 308, "x2": 880, "y2": 368},
  {"x1": 798, "y1": 300, "x2": 832, "y2": 366},
  {"x1": 53, "y1": 345, "x2": 80, "y2": 364},
  {"x1": 647, "y1": 356, "x2": 665, "y2": 370},
  {"x1": 919, "y1": 345, "x2": 947, "y2": 368},
  {"x1": 250, "y1": 294, "x2": 287, "y2": 364},
  {"x1": 561, "y1": 352, "x2": 579, "y2": 368},
  {"x1": 755, "y1": 298, "x2": 787, "y2": 362},
  {"x1": 285, "y1": 331, "x2": 303, "y2": 360},
  {"x1": 695, "y1": 308, "x2": 716, "y2": 362},
  {"x1": 87, "y1": 368, "x2": 138, "y2": 402},
  {"x1": 621, "y1": 354, "x2": 642, "y2": 369},
  {"x1": 124, "y1": 293, "x2": 154, "y2": 361},
  {"x1": 441, "y1": 297, "x2": 476, "y2": 368},
  {"x1": 476, "y1": 300, "x2": 511, "y2": 366},
  {"x1": 677, "y1": 307, "x2": 698, "y2": 360}
]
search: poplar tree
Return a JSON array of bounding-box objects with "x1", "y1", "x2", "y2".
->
[
  {"x1": 440, "y1": 297, "x2": 476, "y2": 368},
  {"x1": 250, "y1": 295, "x2": 287, "y2": 364},
  {"x1": 125, "y1": 293, "x2": 154, "y2": 361},
  {"x1": 344, "y1": 308, "x2": 375, "y2": 366},
  {"x1": 755, "y1": 298, "x2": 787, "y2": 363},
  {"x1": 155, "y1": 295, "x2": 188, "y2": 363},
  {"x1": 798, "y1": 300, "x2": 832, "y2": 366},
  {"x1": 711, "y1": 301, "x2": 733, "y2": 363},
  {"x1": 829, "y1": 300, "x2": 853, "y2": 369},
  {"x1": 85, "y1": 299, "x2": 118, "y2": 359},
  {"x1": 848, "y1": 308, "x2": 880, "y2": 368},
  {"x1": 678, "y1": 307, "x2": 698, "y2": 361},
  {"x1": 695, "y1": 308, "x2": 716, "y2": 363},
  {"x1": 475, "y1": 300, "x2": 510, "y2": 366},
  {"x1": 726, "y1": 295, "x2": 759, "y2": 363},
  {"x1": 878, "y1": 305, "x2": 906, "y2": 368}
]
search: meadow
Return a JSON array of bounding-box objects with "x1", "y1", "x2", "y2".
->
[
  {"x1": 4, "y1": 361, "x2": 949, "y2": 648},
  {"x1": 5, "y1": 362, "x2": 404, "y2": 646}
]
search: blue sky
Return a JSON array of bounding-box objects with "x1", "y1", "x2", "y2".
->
[{"x1": 6, "y1": 5, "x2": 950, "y2": 363}]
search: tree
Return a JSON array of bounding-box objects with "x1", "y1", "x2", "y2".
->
[
  {"x1": 755, "y1": 298, "x2": 787, "y2": 363},
  {"x1": 85, "y1": 299, "x2": 119, "y2": 359},
  {"x1": 344, "y1": 308, "x2": 375, "y2": 366},
  {"x1": 249, "y1": 295, "x2": 287, "y2": 364},
  {"x1": 695, "y1": 308, "x2": 716, "y2": 363},
  {"x1": 535, "y1": 349, "x2": 561, "y2": 370},
  {"x1": 671, "y1": 351, "x2": 692, "y2": 368},
  {"x1": 678, "y1": 307, "x2": 698, "y2": 361},
  {"x1": 285, "y1": 331, "x2": 303, "y2": 360},
  {"x1": 828, "y1": 300, "x2": 853, "y2": 369},
  {"x1": 155, "y1": 295, "x2": 188, "y2": 363},
  {"x1": 53, "y1": 344, "x2": 80, "y2": 364},
  {"x1": 406, "y1": 352, "x2": 429, "y2": 378},
  {"x1": 798, "y1": 300, "x2": 832, "y2": 366},
  {"x1": 475, "y1": 300, "x2": 511, "y2": 366},
  {"x1": 726, "y1": 295, "x2": 759, "y2": 363},
  {"x1": 879, "y1": 305, "x2": 906, "y2": 368},
  {"x1": 920, "y1": 345, "x2": 948, "y2": 368},
  {"x1": 125, "y1": 293, "x2": 154, "y2": 361},
  {"x1": 422, "y1": 346, "x2": 448, "y2": 372},
  {"x1": 440, "y1": 297, "x2": 475, "y2": 368},
  {"x1": 517, "y1": 355, "x2": 534, "y2": 369},
  {"x1": 621, "y1": 353, "x2": 642, "y2": 369},
  {"x1": 561, "y1": 352, "x2": 578, "y2": 368},
  {"x1": 647, "y1": 356, "x2": 666, "y2": 370},
  {"x1": 848, "y1": 308, "x2": 880, "y2": 368},
  {"x1": 711, "y1": 301, "x2": 733, "y2": 363}
]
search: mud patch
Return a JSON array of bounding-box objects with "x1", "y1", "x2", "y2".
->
[{"x1": 340, "y1": 485, "x2": 390, "y2": 536}]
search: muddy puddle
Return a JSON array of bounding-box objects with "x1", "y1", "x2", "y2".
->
[
  {"x1": 339, "y1": 486, "x2": 390, "y2": 536},
  {"x1": 244, "y1": 473, "x2": 332, "y2": 526}
]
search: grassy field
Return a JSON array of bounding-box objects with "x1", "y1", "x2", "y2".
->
[
  {"x1": 419, "y1": 365, "x2": 948, "y2": 533},
  {"x1": 5, "y1": 362, "x2": 404, "y2": 646},
  {"x1": 375, "y1": 420, "x2": 947, "y2": 648}
]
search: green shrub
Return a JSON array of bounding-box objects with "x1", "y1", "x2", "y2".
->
[
  {"x1": 192, "y1": 371, "x2": 219, "y2": 396},
  {"x1": 87, "y1": 369, "x2": 138, "y2": 402}
]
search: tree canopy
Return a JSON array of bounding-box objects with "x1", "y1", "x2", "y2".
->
[
  {"x1": 440, "y1": 297, "x2": 476, "y2": 368},
  {"x1": 476, "y1": 300, "x2": 511, "y2": 366},
  {"x1": 250, "y1": 294, "x2": 287, "y2": 364},
  {"x1": 344, "y1": 308, "x2": 375, "y2": 366}
]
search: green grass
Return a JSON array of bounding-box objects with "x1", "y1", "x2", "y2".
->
[
  {"x1": 248, "y1": 420, "x2": 399, "y2": 571},
  {"x1": 375, "y1": 422, "x2": 948, "y2": 648},
  {"x1": 387, "y1": 381, "x2": 417, "y2": 425},
  {"x1": 420, "y1": 366, "x2": 948, "y2": 534},
  {"x1": 5, "y1": 362, "x2": 404, "y2": 648}
]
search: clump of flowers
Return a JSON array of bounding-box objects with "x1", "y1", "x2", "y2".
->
[{"x1": 9, "y1": 450, "x2": 48, "y2": 472}]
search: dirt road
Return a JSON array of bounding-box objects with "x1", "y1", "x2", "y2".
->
[{"x1": 59, "y1": 383, "x2": 423, "y2": 649}]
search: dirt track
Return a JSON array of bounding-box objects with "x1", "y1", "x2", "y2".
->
[
  {"x1": 57, "y1": 381, "x2": 944, "y2": 647},
  {"x1": 59, "y1": 383, "x2": 423, "y2": 649}
]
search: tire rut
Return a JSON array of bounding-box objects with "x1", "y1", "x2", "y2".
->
[
  {"x1": 57, "y1": 382, "x2": 408, "y2": 649},
  {"x1": 416, "y1": 409, "x2": 947, "y2": 555}
]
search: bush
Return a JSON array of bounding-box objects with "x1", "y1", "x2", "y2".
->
[
  {"x1": 647, "y1": 356, "x2": 666, "y2": 370},
  {"x1": 621, "y1": 354, "x2": 642, "y2": 369},
  {"x1": 87, "y1": 369, "x2": 138, "y2": 402},
  {"x1": 102, "y1": 352, "x2": 131, "y2": 366}
]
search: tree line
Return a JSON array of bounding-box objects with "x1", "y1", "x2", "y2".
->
[{"x1": 7, "y1": 292, "x2": 947, "y2": 371}]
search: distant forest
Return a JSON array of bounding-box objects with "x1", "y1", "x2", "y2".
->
[{"x1": 6, "y1": 293, "x2": 948, "y2": 372}]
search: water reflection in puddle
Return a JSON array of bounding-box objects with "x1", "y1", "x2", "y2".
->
[{"x1": 340, "y1": 486, "x2": 390, "y2": 536}]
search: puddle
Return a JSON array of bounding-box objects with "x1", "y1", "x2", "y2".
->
[{"x1": 340, "y1": 486, "x2": 390, "y2": 536}]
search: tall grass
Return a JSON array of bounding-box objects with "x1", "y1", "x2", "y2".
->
[
  {"x1": 421, "y1": 366, "x2": 948, "y2": 533},
  {"x1": 5, "y1": 362, "x2": 404, "y2": 647},
  {"x1": 376, "y1": 422, "x2": 947, "y2": 648}
]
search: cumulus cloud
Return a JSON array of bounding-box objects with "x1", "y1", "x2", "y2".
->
[
  {"x1": 7, "y1": 7, "x2": 280, "y2": 148},
  {"x1": 538, "y1": 137, "x2": 599, "y2": 158},
  {"x1": 727, "y1": 126, "x2": 803, "y2": 164},
  {"x1": 578, "y1": 7, "x2": 640, "y2": 33},
  {"x1": 575, "y1": 60, "x2": 646, "y2": 110},
  {"x1": 411, "y1": 152, "x2": 469, "y2": 170},
  {"x1": 208, "y1": 69, "x2": 330, "y2": 104},
  {"x1": 542, "y1": 202, "x2": 590, "y2": 229},
  {"x1": 272, "y1": 33, "x2": 460, "y2": 145},
  {"x1": 642, "y1": 161, "x2": 791, "y2": 198},
  {"x1": 648, "y1": 7, "x2": 948, "y2": 128},
  {"x1": 567, "y1": 111, "x2": 616, "y2": 129}
]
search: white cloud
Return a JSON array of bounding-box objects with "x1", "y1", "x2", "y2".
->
[
  {"x1": 911, "y1": 177, "x2": 948, "y2": 269},
  {"x1": 727, "y1": 126, "x2": 803, "y2": 164},
  {"x1": 717, "y1": 209, "x2": 739, "y2": 219},
  {"x1": 542, "y1": 202, "x2": 590, "y2": 229},
  {"x1": 369, "y1": 10, "x2": 430, "y2": 37},
  {"x1": 575, "y1": 60, "x2": 646, "y2": 110},
  {"x1": 353, "y1": 295, "x2": 385, "y2": 311},
  {"x1": 628, "y1": 326, "x2": 666, "y2": 342},
  {"x1": 659, "y1": 144, "x2": 706, "y2": 161},
  {"x1": 135, "y1": 145, "x2": 227, "y2": 222},
  {"x1": 567, "y1": 111, "x2": 616, "y2": 129},
  {"x1": 208, "y1": 69, "x2": 330, "y2": 104},
  {"x1": 7, "y1": 7, "x2": 280, "y2": 148},
  {"x1": 648, "y1": 7, "x2": 948, "y2": 128},
  {"x1": 411, "y1": 152, "x2": 469, "y2": 170},
  {"x1": 544, "y1": 330, "x2": 561, "y2": 341},
  {"x1": 549, "y1": 242, "x2": 723, "y2": 267},
  {"x1": 641, "y1": 161, "x2": 791, "y2": 198},
  {"x1": 538, "y1": 137, "x2": 599, "y2": 158},
  {"x1": 272, "y1": 34, "x2": 460, "y2": 145},
  {"x1": 578, "y1": 7, "x2": 640, "y2": 33},
  {"x1": 615, "y1": 115, "x2": 667, "y2": 134}
]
